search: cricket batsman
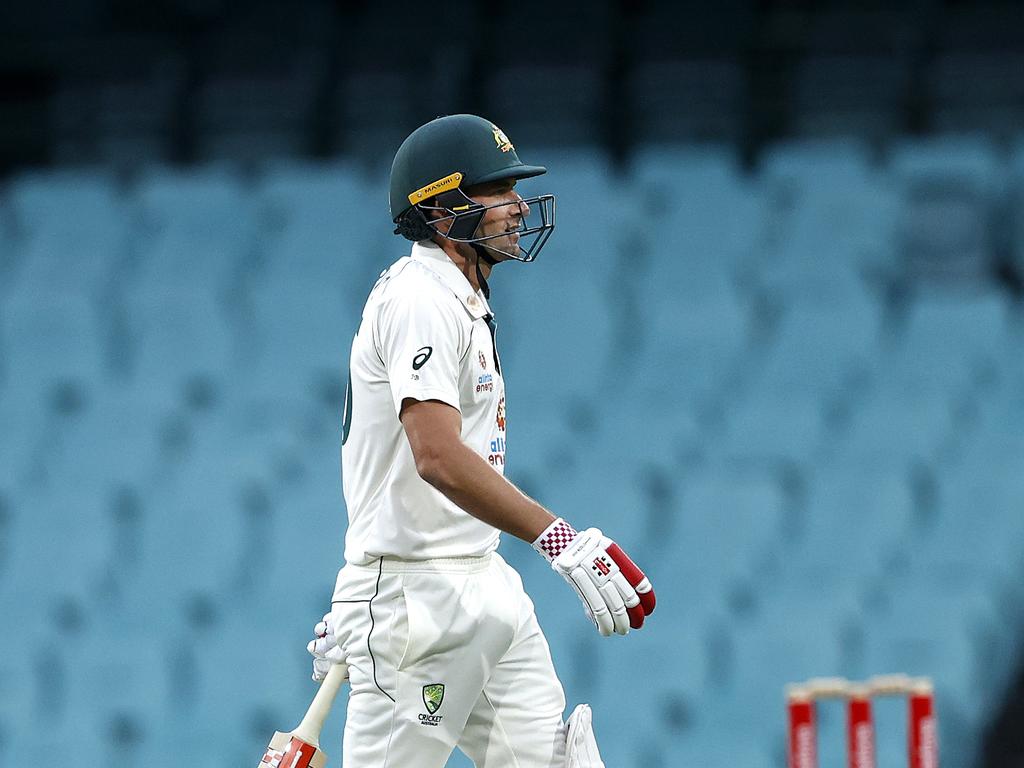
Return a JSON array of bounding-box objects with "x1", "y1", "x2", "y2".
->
[{"x1": 306, "y1": 114, "x2": 656, "y2": 767}]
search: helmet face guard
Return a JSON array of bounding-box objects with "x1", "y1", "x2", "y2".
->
[{"x1": 417, "y1": 187, "x2": 556, "y2": 263}]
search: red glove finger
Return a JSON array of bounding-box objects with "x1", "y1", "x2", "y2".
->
[
  {"x1": 611, "y1": 571, "x2": 647, "y2": 629},
  {"x1": 607, "y1": 543, "x2": 656, "y2": 616}
]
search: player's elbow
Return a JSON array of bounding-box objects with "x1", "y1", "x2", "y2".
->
[
  {"x1": 412, "y1": 444, "x2": 457, "y2": 492},
  {"x1": 413, "y1": 451, "x2": 441, "y2": 486}
]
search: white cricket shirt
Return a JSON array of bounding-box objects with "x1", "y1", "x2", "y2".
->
[{"x1": 340, "y1": 241, "x2": 507, "y2": 563}]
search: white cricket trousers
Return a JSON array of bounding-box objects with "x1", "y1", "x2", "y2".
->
[{"x1": 331, "y1": 552, "x2": 568, "y2": 767}]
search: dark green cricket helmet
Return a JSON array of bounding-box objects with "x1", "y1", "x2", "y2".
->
[{"x1": 389, "y1": 114, "x2": 555, "y2": 262}]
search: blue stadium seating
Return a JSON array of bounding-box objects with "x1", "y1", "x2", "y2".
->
[{"x1": 2, "y1": 138, "x2": 1023, "y2": 767}]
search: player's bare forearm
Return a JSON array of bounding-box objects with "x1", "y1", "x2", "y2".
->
[
  {"x1": 423, "y1": 439, "x2": 555, "y2": 541},
  {"x1": 400, "y1": 398, "x2": 555, "y2": 542}
]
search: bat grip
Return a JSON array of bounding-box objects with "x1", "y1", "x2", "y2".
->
[{"x1": 293, "y1": 663, "x2": 348, "y2": 744}]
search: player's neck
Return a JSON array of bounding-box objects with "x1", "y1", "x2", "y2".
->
[{"x1": 438, "y1": 240, "x2": 493, "y2": 293}]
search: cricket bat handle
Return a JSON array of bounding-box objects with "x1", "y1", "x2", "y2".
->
[{"x1": 293, "y1": 662, "x2": 349, "y2": 745}]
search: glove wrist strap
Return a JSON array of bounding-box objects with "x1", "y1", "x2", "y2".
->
[{"x1": 532, "y1": 517, "x2": 579, "y2": 563}]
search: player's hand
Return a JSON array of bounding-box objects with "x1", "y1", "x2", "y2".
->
[
  {"x1": 306, "y1": 611, "x2": 349, "y2": 683},
  {"x1": 533, "y1": 519, "x2": 656, "y2": 637}
]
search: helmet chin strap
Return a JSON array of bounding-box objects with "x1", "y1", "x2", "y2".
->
[{"x1": 471, "y1": 244, "x2": 495, "y2": 299}]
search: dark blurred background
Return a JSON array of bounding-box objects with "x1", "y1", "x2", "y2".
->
[
  {"x1": 3, "y1": 1, "x2": 1024, "y2": 767},
  {"x1": 1, "y1": 0, "x2": 1023, "y2": 171}
]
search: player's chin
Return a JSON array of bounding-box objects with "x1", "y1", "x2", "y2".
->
[
  {"x1": 484, "y1": 238, "x2": 519, "y2": 261},
  {"x1": 503, "y1": 232, "x2": 522, "y2": 256}
]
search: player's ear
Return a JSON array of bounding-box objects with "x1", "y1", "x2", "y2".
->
[{"x1": 425, "y1": 203, "x2": 451, "y2": 235}]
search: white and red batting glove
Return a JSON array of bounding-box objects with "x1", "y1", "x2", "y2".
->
[
  {"x1": 533, "y1": 518, "x2": 656, "y2": 636},
  {"x1": 306, "y1": 611, "x2": 349, "y2": 683}
]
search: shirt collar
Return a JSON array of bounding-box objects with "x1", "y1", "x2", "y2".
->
[{"x1": 410, "y1": 241, "x2": 492, "y2": 320}]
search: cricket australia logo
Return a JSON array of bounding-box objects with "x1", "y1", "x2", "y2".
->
[
  {"x1": 419, "y1": 683, "x2": 445, "y2": 726},
  {"x1": 492, "y1": 125, "x2": 514, "y2": 153}
]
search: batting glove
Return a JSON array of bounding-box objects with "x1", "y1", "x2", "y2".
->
[
  {"x1": 306, "y1": 611, "x2": 349, "y2": 683},
  {"x1": 533, "y1": 519, "x2": 656, "y2": 636}
]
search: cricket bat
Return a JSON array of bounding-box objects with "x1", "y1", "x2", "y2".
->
[{"x1": 257, "y1": 663, "x2": 348, "y2": 768}]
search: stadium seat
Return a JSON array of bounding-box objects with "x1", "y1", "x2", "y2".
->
[
  {"x1": 795, "y1": 466, "x2": 914, "y2": 582},
  {"x1": 673, "y1": 467, "x2": 785, "y2": 592},
  {"x1": 256, "y1": 161, "x2": 372, "y2": 286},
  {"x1": 0, "y1": 291, "x2": 103, "y2": 396},
  {"x1": 889, "y1": 133, "x2": 1004, "y2": 188},
  {"x1": 596, "y1": 614, "x2": 709, "y2": 766},
  {"x1": 191, "y1": 8, "x2": 330, "y2": 164},
  {"x1": 0, "y1": 383, "x2": 43, "y2": 489},
  {"x1": 7, "y1": 170, "x2": 126, "y2": 297},
  {"x1": 927, "y1": 53, "x2": 1024, "y2": 135},
  {"x1": 630, "y1": 143, "x2": 762, "y2": 275},
  {"x1": 134, "y1": 166, "x2": 256, "y2": 289},
  {"x1": 628, "y1": 59, "x2": 746, "y2": 146},
  {"x1": 720, "y1": 394, "x2": 825, "y2": 467},
  {"x1": 497, "y1": 267, "x2": 615, "y2": 404},
  {"x1": 0, "y1": 641, "x2": 32, "y2": 746},
  {"x1": 888, "y1": 135, "x2": 1003, "y2": 287},
  {"x1": 599, "y1": 391, "x2": 706, "y2": 468},
  {"x1": 921, "y1": 458, "x2": 1024, "y2": 586},
  {"x1": 53, "y1": 43, "x2": 185, "y2": 167},
  {"x1": 141, "y1": 458, "x2": 247, "y2": 601},
  {"x1": 838, "y1": 394, "x2": 956, "y2": 469},
  {"x1": 875, "y1": 290, "x2": 1010, "y2": 397},
  {"x1": 1007, "y1": 135, "x2": 1024, "y2": 271},
  {"x1": 64, "y1": 630, "x2": 170, "y2": 757},
  {"x1": 756, "y1": 139, "x2": 897, "y2": 290},
  {"x1": 247, "y1": 281, "x2": 355, "y2": 402},
  {"x1": 753, "y1": 294, "x2": 881, "y2": 398},
  {"x1": 760, "y1": 139, "x2": 901, "y2": 276},
  {"x1": 957, "y1": 392, "x2": 1024, "y2": 477},
  {"x1": 7, "y1": 718, "x2": 106, "y2": 768},
  {"x1": 792, "y1": 55, "x2": 913, "y2": 142},
  {"x1": 638, "y1": 279, "x2": 750, "y2": 399},
  {"x1": 500, "y1": 392, "x2": 603, "y2": 502},
  {"x1": 17, "y1": 483, "x2": 109, "y2": 600},
  {"x1": 48, "y1": 389, "x2": 162, "y2": 495},
  {"x1": 7, "y1": 168, "x2": 122, "y2": 231},
  {"x1": 895, "y1": 183, "x2": 995, "y2": 285},
  {"x1": 125, "y1": 287, "x2": 233, "y2": 402}
]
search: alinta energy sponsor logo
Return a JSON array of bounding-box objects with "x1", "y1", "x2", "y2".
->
[
  {"x1": 488, "y1": 435, "x2": 507, "y2": 467},
  {"x1": 476, "y1": 372, "x2": 494, "y2": 393},
  {"x1": 419, "y1": 683, "x2": 445, "y2": 727},
  {"x1": 489, "y1": 396, "x2": 507, "y2": 467}
]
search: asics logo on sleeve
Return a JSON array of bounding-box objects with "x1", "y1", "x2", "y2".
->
[{"x1": 412, "y1": 346, "x2": 433, "y2": 370}]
